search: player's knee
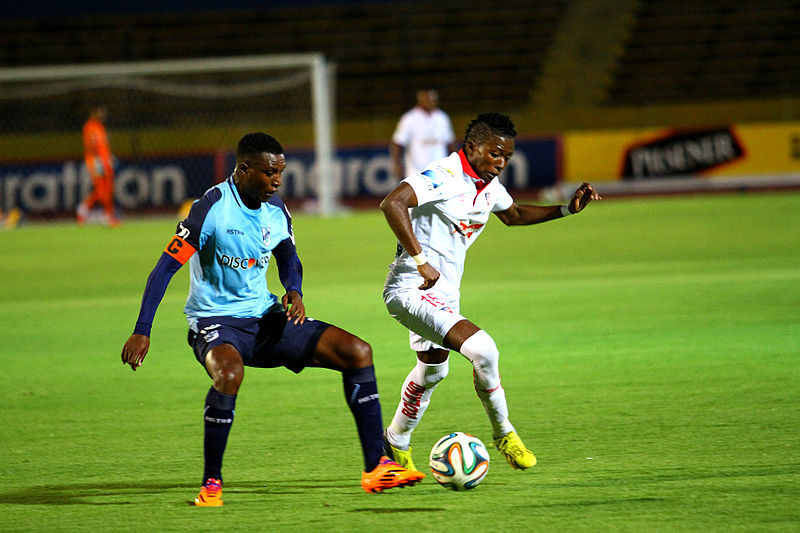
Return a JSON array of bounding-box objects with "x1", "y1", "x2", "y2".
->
[
  {"x1": 460, "y1": 330, "x2": 500, "y2": 376},
  {"x1": 345, "y1": 337, "x2": 373, "y2": 369},
  {"x1": 206, "y1": 349, "x2": 244, "y2": 393},
  {"x1": 212, "y1": 367, "x2": 243, "y2": 394},
  {"x1": 420, "y1": 359, "x2": 449, "y2": 387}
]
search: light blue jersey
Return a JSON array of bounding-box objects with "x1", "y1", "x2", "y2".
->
[{"x1": 181, "y1": 177, "x2": 295, "y2": 321}]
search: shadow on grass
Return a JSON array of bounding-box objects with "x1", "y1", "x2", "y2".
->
[
  {"x1": 350, "y1": 507, "x2": 446, "y2": 513},
  {"x1": 0, "y1": 479, "x2": 366, "y2": 506}
]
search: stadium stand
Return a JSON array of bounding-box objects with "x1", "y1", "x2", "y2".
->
[
  {"x1": 0, "y1": 0, "x2": 567, "y2": 119},
  {"x1": 1, "y1": 0, "x2": 797, "y2": 134},
  {"x1": 609, "y1": 0, "x2": 800, "y2": 105}
]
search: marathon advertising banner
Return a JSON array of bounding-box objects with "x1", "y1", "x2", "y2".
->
[
  {"x1": 0, "y1": 155, "x2": 211, "y2": 216},
  {"x1": 563, "y1": 121, "x2": 800, "y2": 182},
  {"x1": 0, "y1": 137, "x2": 559, "y2": 216}
]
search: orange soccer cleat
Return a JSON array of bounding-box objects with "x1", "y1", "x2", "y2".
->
[
  {"x1": 194, "y1": 478, "x2": 223, "y2": 507},
  {"x1": 361, "y1": 456, "x2": 425, "y2": 493}
]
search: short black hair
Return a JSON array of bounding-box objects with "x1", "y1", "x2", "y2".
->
[
  {"x1": 237, "y1": 132, "x2": 283, "y2": 159},
  {"x1": 464, "y1": 113, "x2": 517, "y2": 144}
]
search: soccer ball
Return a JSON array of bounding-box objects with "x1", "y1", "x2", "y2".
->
[{"x1": 429, "y1": 432, "x2": 490, "y2": 491}]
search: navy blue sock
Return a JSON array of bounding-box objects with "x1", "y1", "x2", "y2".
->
[
  {"x1": 203, "y1": 387, "x2": 236, "y2": 484},
  {"x1": 342, "y1": 365, "x2": 384, "y2": 472}
]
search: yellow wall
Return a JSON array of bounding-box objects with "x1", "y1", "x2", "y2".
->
[
  {"x1": 563, "y1": 121, "x2": 800, "y2": 181},
  {"x1": 717, "y1": 123, "x2": 800, "y2": 176}
]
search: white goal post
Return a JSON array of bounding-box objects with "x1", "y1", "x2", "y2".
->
[{"x1": 0, "y1": 53, "x2": 338, "y2": 216}]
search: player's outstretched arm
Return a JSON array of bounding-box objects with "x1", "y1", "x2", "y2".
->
[
  {"x1": 495, "y1": 182, "x2": 601, "y2": 226},
  {"x1": 121, "y1": 334, "x2": 150, "y2": 371}
]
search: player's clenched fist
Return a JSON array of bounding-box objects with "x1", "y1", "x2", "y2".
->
[
  {"x1": 417, "y1": 262, "x2": 440, "y2": 290},
  {"x1": 121, "y1": 334, "x2": 150, "y2": 371}
]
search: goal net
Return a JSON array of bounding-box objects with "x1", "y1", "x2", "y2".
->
[{"x1": 0, "y1": 54, "x2": 336, "y2": 218}]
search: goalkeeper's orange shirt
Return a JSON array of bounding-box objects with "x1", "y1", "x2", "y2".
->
[{"x1": 83, "y1": 117, "x2": 113, "y2": 179}]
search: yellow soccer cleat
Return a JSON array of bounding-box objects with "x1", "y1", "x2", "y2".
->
[
  {"x1": 361, "y1": 456, "x2": 425, "y2": 493},
  {"x1": 493, "y1": 431, "x2": 537, "y2": 470},
  {"x1": 194, "y1": 478, "x2": 223, "y2": 506},
  {"x1": 383, "y1": 431, "x2": 417, "y2": 471}
]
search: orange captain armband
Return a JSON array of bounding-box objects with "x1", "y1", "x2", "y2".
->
[{"x1": 163, "y1": 235, "x2": 196, "y2": 265}]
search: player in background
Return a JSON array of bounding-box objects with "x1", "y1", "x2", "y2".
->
[
  {"x1": 78, "y1": 105, "x2": 119, "y2": 226},
  {"x1": 380, "y1": 113, "x2": 600, "y2": 471},
  {"x1": 0, "y1": 207, "x2": 21, "y2": 229},
  {"x1": 121, "y1": 133, "x2": 424, "y2": 506},
  {"x1": 390, "y1": 89, "x2": 457, "y2": 180}
]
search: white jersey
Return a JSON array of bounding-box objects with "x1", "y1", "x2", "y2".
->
[
  {"x1": 385, "y1": 150, "x2": 514, "y2": 293},
  {"x1": 392, "y1": 106, "x2": 455, "y2": 175}
]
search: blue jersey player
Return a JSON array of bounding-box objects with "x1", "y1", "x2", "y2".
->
[{"x1": 121, "y1": 133, "x2": 424, "y2": 505}]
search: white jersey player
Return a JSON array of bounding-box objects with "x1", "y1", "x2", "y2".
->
[
  {"x1": 390, "y1": 89, "x2": 456, "y2": 178},
  {"x1": 380, "y1": 113, "x2": 600, "y2": 472}
]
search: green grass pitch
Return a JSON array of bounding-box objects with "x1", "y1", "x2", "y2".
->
[{"x1": 2, "y1": 191, "x2": 798, "y2": 531}]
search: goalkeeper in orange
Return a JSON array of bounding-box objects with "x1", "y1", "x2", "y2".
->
[{"x1": 78, "y1": 105, "x2": 119, "y2": 226}]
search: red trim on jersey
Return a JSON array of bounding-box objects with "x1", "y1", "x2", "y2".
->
[
  {"x1": 458, "y1": 149, "x2": 483, "y2": 184},
  {"x1": 459, "y1": 149, "x2": 490, "y2": 205}
]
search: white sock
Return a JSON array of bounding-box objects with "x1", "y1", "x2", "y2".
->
[
  {"x1": 459, "y1": 330, "x2": 514, "y2": 439},
  {"x1": 387, "y1": 358, "x2": 449, "y2": 450}
]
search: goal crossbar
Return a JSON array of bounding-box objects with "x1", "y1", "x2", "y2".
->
[{"x1": 0, "y1": 53, "x2": 337, "y2": 215}]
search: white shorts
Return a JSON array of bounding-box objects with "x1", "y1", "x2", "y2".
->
[{"x1": 384, "y1": 285, "x2": 465, "y2": 351}]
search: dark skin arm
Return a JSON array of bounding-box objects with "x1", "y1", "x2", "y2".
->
[
  {"x1": 380, "y1": 182, "x2": 440, "y2": 290},
  {"x1": 495, "y1": 182, "x2": 600, "y2": 226}
]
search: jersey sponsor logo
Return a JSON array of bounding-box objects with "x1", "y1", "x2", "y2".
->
[
  {"x1": 421, "y1": 292, "x2": 454, "y2": 313},
  {"x1": 219, "y1": 254, "x2": 270, "y2": 270},
  {"x1": 227, "y1": 228, "x2": 244, "y2": 235},
  {"x1": 164, "y1": 234, "x2": 196, "y2": 264},
  {"x1": 450, "y1": 220, "x2": 485, "y2": 239}
]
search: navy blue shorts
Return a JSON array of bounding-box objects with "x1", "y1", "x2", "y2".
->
[{"x1": 187, "y1": 310, "x2": 332, "y2": 374}]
